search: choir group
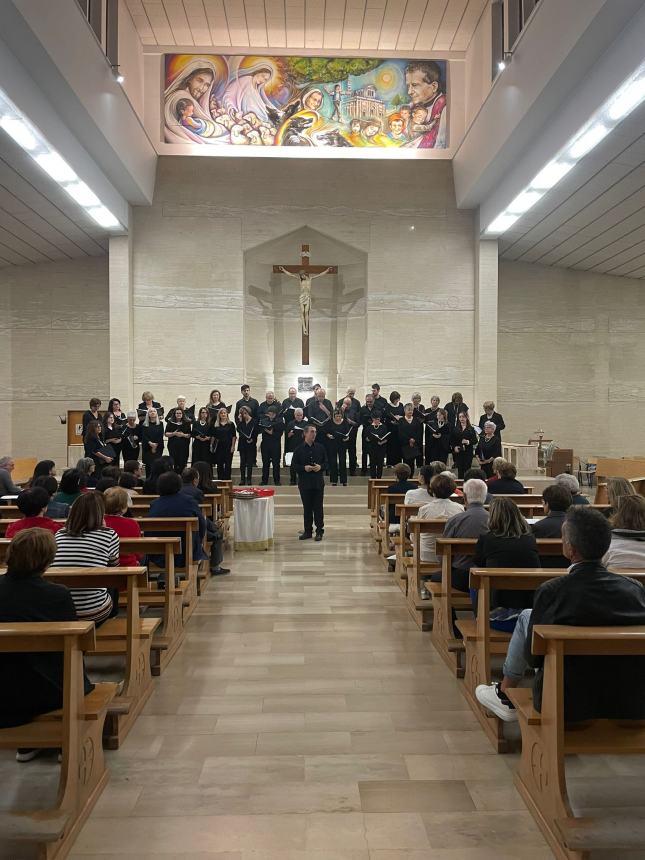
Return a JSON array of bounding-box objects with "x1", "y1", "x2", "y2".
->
[{"x1": 81, "y1": 384, "x2": 506, "y2": 485}]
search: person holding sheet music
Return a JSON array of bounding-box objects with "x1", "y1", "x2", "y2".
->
[
  {"x1": 478, "y1": 400, "x2": 505, "y2": 439},
  {"x1": 476, "y1": 421, "x2": 502, "y2": 478},
  {"x1": 385, "y1": 391, "x2": 405, "y2": 466},
  {"x1": 411, "y1": 393, "x2": 426, "y2": 468},
  {"x1": 121, "y1": 412, "x2": 141, "y2": 462},
  {"x1": 141, "y1": 408, "x2": 165, "y2": 476},
  {"x1": 285, "y1": 407, "x2": 309, "y2": 485},
  {"x1": 137, "y1": 391, "x2": 164, "y2": 421},
  {"x1": 82, "y1": 398, "x2": 102, "y2": 435},
  {"x1": 176, "y1": 395, "x2": 196, "y2": 421},
  {"x1": 107, "y1": 398, "x2": 127, "y2": 427},
  {"x1": 367, "y1": 413, "x2": 389, "y2": 478},
  {"x1": 236, "y1": 406, "x2": 258, "y2": 485},
  {"x1": 281, "y1": 387, "x2": 304, "y2": 425},
  {"x1": 445, "y1": 392, "x2": 469, "y2": 429},
  {"x1": 450, "y1": 411, "x2": 478, "y2": 478},
  {"x1": 191, "y1": 407, "x2": 213, "y2": 465},
  {"x1": 206, "y1": 389, "x2": 228, "y2": 422},
  {"x1": 235, "y1": 384, "x2": 259, "y2": 420},
  {"x1": 359, "y1": 394, "x2": 376, "y2": 476},
  {"x1": 165, "y1": 407, "x2": 192, "y2": 473},
  {"x1": 83, "y1": 420, "x2": 113, "y2": 476},
  {"x1": 102, "y1": 412, "x2": 124, "y2": 468},
  {"x1": 212, "y1": 407, "x2": 236, "y2": 480},
  {"x1": 425, "y1": 407, "x2": 451, "y2": 464},
  {"x1": 328, "y1": 410, "x2": 351, "y2": 486},
  {"x1": 424, "y1": 396, "x2": 441, "y2": 462},
  {"x1": 306, "y1": 387, "x2": 334, "y2": 468},
  {"x1": 259, "y1": 403, "x2": 283, "y2": 485},
  {"x1": 337, "y1": 394, "x2": 360, "y2": 476},
  {"x1": 398, "y1": 403, "x2": 421, "y2": 477}
]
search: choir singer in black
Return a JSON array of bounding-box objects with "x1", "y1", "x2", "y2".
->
[{"x1": 293, "y1": 426, "x2": 328, "y2": 542}]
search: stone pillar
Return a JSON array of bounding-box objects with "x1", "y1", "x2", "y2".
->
[
  {"x1": 474, "y1": 232, "x2": 499, "y2": 411},
  {"x1": 109, "y1": 231, "x2": 134, "y2": 408}
]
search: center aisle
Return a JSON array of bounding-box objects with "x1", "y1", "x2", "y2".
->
[{"x1": 71, "y1": 484, "x2": 552, "y2": 859}]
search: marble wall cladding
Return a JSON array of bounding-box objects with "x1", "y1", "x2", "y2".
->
[
  {"x1": 134, "y1": 156, "x2": 477, "y2": 406},
  {"x1": 499, "y1": 261, "x2": 645, "y2": 458},
  {"x1": 0, "y1": 256, "x2": 109, "y2": 462}
]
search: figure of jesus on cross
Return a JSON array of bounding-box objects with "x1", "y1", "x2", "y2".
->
[{"x1": 273, "y1": 244, "x2": 337, "y2": 365}]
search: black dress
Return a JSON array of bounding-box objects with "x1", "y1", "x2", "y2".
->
[
  {"x1": 191, "y1": 420, "x2": 213, "y2": 466},
  {"x1": 385, "y1": 403, "x2": 405, "y2": 465},
  {"x1": 206, "y1": 402, "x2": 230, "y2": 423},
  {"x1": 103, "y1": 422, "x2": 124, "y2": 467},
  {"x1": 476, "y1": 434, "x2": 502, "y2": 478},
  {"x1": 425, "y1": 420, "x2": 451, "y2": 464},
  {"x1": 141, "y1": 422, "x2": 164, "y2": 475},
  {"x1": 165, "y1": 418, "x2": 192, "y2": 472},
  {"x1": 450, "y1": 425, "x2": 479, "y2": 478},
  {"x1": 212, "y1": 422, "x2": 237, "y2": 480},
  {"x1": 121, "y1": 424, "x2": 142, "y2": 462},
  {"x1": 397, "y1": 417, "x2": 421, "y2": 474},
  {"x1": 236, "y1": 418, "x2": 258, "y2": 483}
]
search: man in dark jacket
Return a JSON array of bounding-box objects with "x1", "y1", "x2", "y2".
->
[
  {"x1": 487, "y1": 461, "x2": 526, "y2": 495},
  {"x1": 531, "y1": 484, "x2": 571, "y2": 567},
  {"x1": 292, "y1": 426, "x2": 328, "y2": 541},
  {"x1": 475, "y1": 506, "x2": 645, "y2": 722}
]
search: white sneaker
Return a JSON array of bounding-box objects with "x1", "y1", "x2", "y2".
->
[{"x1": 475, "y1": 683, "x2": 518, "y2": 722}]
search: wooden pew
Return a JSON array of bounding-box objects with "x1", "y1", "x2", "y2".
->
[
  {"x1": 0, "y1": 621, "x2": 116, "y2": 859},
  {"x1": 391, "y1": 503, "x2": 422, "y2": 591},
  {"x1": 137, "y1": 518, "x2": 201, "y2": 616},
  {"x1": 43, "y1": 566, "x2": 158, "y2": 750},
  {"x1": 594, "y1": 476, "x2": 645, "y2": 504},
  {"x1": 508, "y1": 625, "x2": 645, "y2": 860},
  {"x1": 376, "y1": 492, "x2": 406, "y2": 557}
]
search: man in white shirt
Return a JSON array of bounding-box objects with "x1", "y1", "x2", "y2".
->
[{"x1": 404, "y1": 464, "x2": 443, "y2": 505}]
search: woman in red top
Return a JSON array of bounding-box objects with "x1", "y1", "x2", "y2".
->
[
  {"x1": 6, "y1": 488, "x2": 64, "y2": 539},
  {"x1": 103, "y1": 487, "x2": 142, "y2": 566}
]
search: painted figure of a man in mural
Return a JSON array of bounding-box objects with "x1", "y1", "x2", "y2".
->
[
  {"x1": 278, "y1": 267, "x2": 333, "y2": 336},
  {"x1": 164, "y1": 59, "x2": 227, "y2": 143},
  {"x1": 323, "y1": 84, "x2": 342, "y2": 121},
  {"x1": 404, "y1": 60, "x2": 447, "y2": 149}
]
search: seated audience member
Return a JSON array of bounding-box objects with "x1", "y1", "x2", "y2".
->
[
  {"x1": 404, "y1": 464, "x2": 440, "y2": 505},
  {"x1": 603, "y1": 495, "x2": 645, "y2": 569},
  {"x1": 605, "y1": 476, "x2": 637, "y2": 517},
  {"x1": 123, "y1": 460, "x2": 145, "y2": 488},
  {"x1": 95, "y1": 477, "x2": 116, "y2": 493},
  {"x1": 417, "y1": 474, "x2": 463, "y2": 563},
  {"x1": 486, "y1": 456, "x2": 505, "y2": 485},
  {"x1": 0, "y1": 456, "x2": 21, "y2": 495},
  {"x1": 148, "y1": 472, "x2": 219, "y2": 576},
  {"x1": 101, "y1": 465, "x2": 123, "y2": 483},
  {"x1": 142, "y1": 455, "x2": 175, "y2": 494},
  {"x1": 431, "y1": 479, "x2": 490, "y2": 592},
  {"x1": 104, "y1": 487, "x2": 142, "y2": 567},
  {"x1": 0, "y1": 528, "x2": 94, "y2": 749},
  {"x1": 118, "y1": 472, "x2": 139, "y2": 503},
  {"x1": 52, "y1": 469, "x2": 83, "y2": 507},
  {"x1": 486, "y1": 460, "x2": 526, "y2": 495},
  {"x1": 76, "y1": 457, "x2": 97, "y2": 489},
  {"x1": 52, "y1": 492, "x2": 118, "y2": 625},
  {"x1": 181, "y1": 467, "x2": 204, "y2": 502},
  {"x1": 473, "y1": 498, "x2": 540, "y2": 629},
  {"x1": 386, "y1": 463, "x2": 418, "y2": 529},
  {"x1": 6, "y1": 488, "x2": 64, "y2": 539},
  {"x1": 29, "y1": 460, "x2": 56, "y2": 486},
  {"x1": 531, "y1": 483, "x2": 572, "y2": 567},
  {"x1": 476, "y1": 506, "x2": 645, "y2": 722},
  {"x1": 555, "y1": 472, "x2": 589, "y2": 505},
  {"x1": 455, "y1": 468, "x2": 493, "y2": 502},
  {"x1": 193, "y1": 460, "x2": 219, "y2": 495},
  {"x1": 33, "y1": 475, "x2": 69, "y2": 519}
]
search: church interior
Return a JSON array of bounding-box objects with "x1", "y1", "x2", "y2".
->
[{"x1": 2, "y1": 1, "x2": 645, "y2": 858}]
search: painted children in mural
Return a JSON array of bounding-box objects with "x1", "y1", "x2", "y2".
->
[
  {"x1": 387, "y1": 114, "x2": 407, "y2": 142},
  {"x1": 404, "y1": 60, "x2": 447, "y2": 149},
  {"x1": 164, "y1": 59, "x2": 228, "y2": 144}
]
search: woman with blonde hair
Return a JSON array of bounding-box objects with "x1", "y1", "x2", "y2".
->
[
  {"x1": 604, "y1": 494, "x2": 645, "y2": 569},
  {"x1": 606, "y1": 477, "x2": 636, "y2": 515},
  {"x1": 137, "y1": 390, "x2": 164, "y2": 421}
]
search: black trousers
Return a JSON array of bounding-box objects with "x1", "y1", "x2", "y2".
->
[
  {"x1": 370, "y1": 446, "x2": 385, "y2": 478},
  {"x1": 328, "y1": 439, "x2": 348, "y2": 484},
  {"x1": 239, "y1": 446, "x2": 256, "y2": 484},
  {"x1": 299, "y1": 484, "x2": 324, "y2": 535},
  {"x1": 215, "y1": 454, "x2": 233, "y2": 481},
  {"x1": 402, "y1": 454, "x2": 417, "y2": 478},
  {"x1": 453, "y1": 451, "x2": 474, "y2": 479},
  {"x1": 361, "y1": 427, "x2": 372, "y2": 473},
  {"x1": 347, "y1": 427, "x2": 358, "y2": 474},
  {"x1": 261, "y1": 438, "x2": 281, "y2": 483}
]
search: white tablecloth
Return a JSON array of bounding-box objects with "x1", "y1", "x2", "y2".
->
[{"x1": 233, "y1": 496, "x2": 275, "y2": 551}]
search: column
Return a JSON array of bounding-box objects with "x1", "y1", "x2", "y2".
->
[
  {"x1": 109, "y1": 231, "x2": 134, "y2": 408},
  {"x1": 473, "y1": 231, "x2": 498, "y2": 411}
]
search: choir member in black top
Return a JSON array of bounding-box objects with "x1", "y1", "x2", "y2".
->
[
  {"x1": 191, "y1": 407, "x2": 213, "y2": 465},
  {"x1": 305, "y1": 384, "x2": 322, "y2": 409},
  {"x1": 165, "y1": 408, "x2": 192, "y2": 473},
  {"x1": 359, "y1": 394, "x2": 376, "y2": 475},
  {"x1": 82, "y1": 397, "x2": 102, "y2": 435},
  {"x1": 306, "y1": 388, "x2": 334, "y2": 469},
  {"x1": 281, "y1": 387, "x2": 305, "y2": 424},
  {"x1": 450, "y1": 412, "x2": 479, "y2": 478},
  {"x1": 328, "y1": 411, "x2": 351, "y2": 485},
  {"x1": 425, "y1": 407, "x2": 451, "y2": 464},
  {"x1": 337, "y1": 395, "x2": 360, "y2": 476},
  {"x1": 444, "y1": 392, "x2": 469, "y2": 429},
  {"x1": 107, "y1": 398, "x2": 127, "y2": 427},
  {"x1": 212, "y1": 407, "x2": 237, "y2": 480},
  {"x1": 424, "y1": 395, "x2": 441, "y2": 462},
  {"x1": 175, "y1": 395, "x2": 196, "y2": 421},
  {"x1": 259, "y1": 404, "x2": 283, "y2": 485},
  {"x1": 478, "y1": 401, "x2": 506, "y2": 439},
  {"x1": 103, "y1": 412, "x2": 124, "y2": 467},
  {"x1": 385, "y1": 391, "x2": 405, "y2": 466},
  {"x1": 367, "y1": 414, "x2": 390, "y2": 478},
  {"x1": 258, "y1": 391, "x2": 280, "y2": 422},
  {"x1": 206, "y1": 389, "x2": 229, "y2": 422},
  {"x1": 411, "y1": 393, "x2": 426, "y2": 468},
  {"x1": 137, "y1": 391, "x2": 164, "y2": 421},
  {"x1": 141, "y1": 408, "x2": 165, "y2": 476},
  {"x1": 285, "y1": 408, "x2": 309, "y2": 485},
  {"x1": 397, "y1": 403, "x2": 421, "y2": 476},
  {"x1": 236, "y1": 406, "x2": 258, "y2": 485},
  {"x1": 235, "y1": 384, "x2": 259, "y2": 420},
  {"x1": 371, "y1": 383, "x2": 389, "y2": 416},
  {"x1": 84, "y1": 420, "x2": 113, "y2": 476},
  {"x1": 121, "y1": 412, "x2": 141, "y2": 462},
  {"x1": 293, "y1": 426, "x2": 328, "y2": 540},
  {"x1": 476, "y1": 421, "x2": 503, "y2": 478}
]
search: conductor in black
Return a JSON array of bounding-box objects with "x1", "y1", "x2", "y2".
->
[{"x1": 293, "y1": 425, "x2": 328, "y2": 542}]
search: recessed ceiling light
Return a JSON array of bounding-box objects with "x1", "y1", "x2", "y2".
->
[
  {"x1": 486, "y1": 213, "x2": 519, "y2": 234},
  {"x1": 0, "y1": 116, "x2": 37, "y2": 151},
  {"x1": 64, "y1": 181, "x2": 100, "y2": 207},
  {"x1": 87, "y1": 205, "x2": 120, "y2": 228},
  {"x1": 607, "y1": 75, "x2": 645, "y2": 121},
  {"x1": 568, "y1": 122, "x2": 610, "y2": 159},
  {"x1": 507, "y1": 189, "x2": 544, "y2": 214},
  {"x1": 34, "y1": 152, "x2": 77, "y2": 182},
  {"x1": 530, "y1": 159, "x2": 574, "y2": 190},
  {"x1": 497, "y1": 61, "x2": 506, "y2": 72}
]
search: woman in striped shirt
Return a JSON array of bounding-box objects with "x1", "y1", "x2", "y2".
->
[{"x1": 52, "y1": 492, "x2": 119, "y2": 625}]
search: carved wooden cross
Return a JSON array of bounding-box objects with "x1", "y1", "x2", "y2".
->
[{"x1": 273, "y1": 244, "x2": 337, "y2": 365}]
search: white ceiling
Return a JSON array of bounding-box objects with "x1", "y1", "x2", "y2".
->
[
  {"x1": 0, "y1": 135, "x2": 109, "y2": 268},
  {"x1": 126, "y1": 0, "x2": 486, "y2": 53},
  {"x1": 498, "y1": 103, "x2": 645, "y2": 280}
]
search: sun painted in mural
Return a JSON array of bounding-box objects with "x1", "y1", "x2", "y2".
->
[{"x1": 163, "y1": 55, "x2": 448, "y2": 150}]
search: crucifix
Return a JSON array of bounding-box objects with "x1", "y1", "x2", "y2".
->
[{"x1": 273, "y1": 243, "x2": 337, "y2": 365}]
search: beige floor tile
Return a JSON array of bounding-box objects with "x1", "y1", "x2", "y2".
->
[
  {"x1": 359, "y1": 780, "x2": 475, "y2": 813},
  {"x1": 257, "y1": 731, "x2": 352, "y2": 755},
  {"x1": 262, "y1": 695, "x2": 348, "y2": 712},
  {"x1": 305, "y1": 812, "x2": 368, "y2": 849},
  {"x1": 200, "y1": 755, "x2": 305, "y2": 785},
  {"x1": 404, "y1": 754, "x2": 512, "y2": 781},
  {"x1": 422, "y1": 811, "x2": 547, "y2": 849},
  {"x1": 304, "y1": 754, "x2": 409, "y2": 782},
  {"x1": 350, "y1": 731, "x2": 449, "y2": 755},
  {"x1": 305, "y1": 712, "x2": 394, "y2": 732},
  {"x1": 215, "y1": 713, "x2": 306, "y2": 733},
  {"x1": 364, "y1": 813, "x2": 431, "y2": 849},
  {"x1": 176, "y1": 696, "x2": 264, "y2": 715},
  {"x1": 465, "y1": 780, "x2": 527, "y2": 812}
]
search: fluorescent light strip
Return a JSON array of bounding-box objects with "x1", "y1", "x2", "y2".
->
[
  {"x1": 0, "y1": 88, "x2": 122, "y2": 231},
  {"x1": 485, "y1": 61, "x2": 645, "y2": 235}
]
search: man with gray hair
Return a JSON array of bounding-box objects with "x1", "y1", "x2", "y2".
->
[
  {"x1": 430, "y1": 478, "x2": 490, "y2": 593},
  {"x1": 0, "y1": 457, "x2": 21, "y2": 496},
  {"x1": 555, "y1": 472, "x2": 589, "y2": 505}
]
